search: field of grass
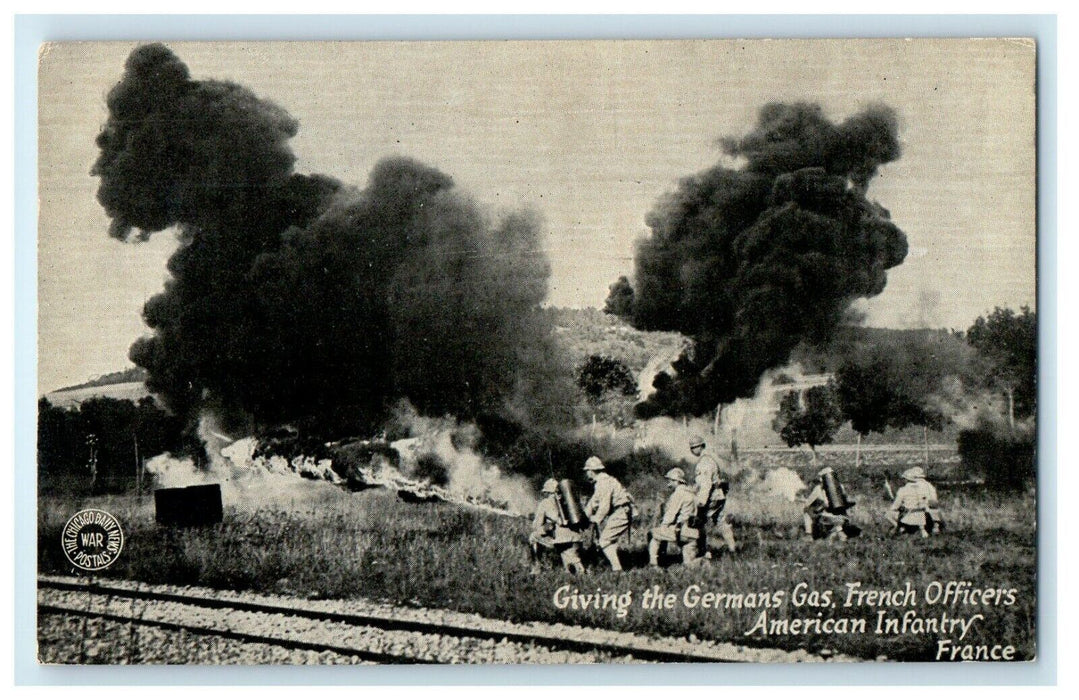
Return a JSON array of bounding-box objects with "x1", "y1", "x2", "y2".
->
[{"x1": 38, "y1": 450, "x2": 1036, "y2": 662}]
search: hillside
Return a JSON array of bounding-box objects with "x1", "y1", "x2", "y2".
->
[
  {"x1": 54, "y1": 366, "x2": 147, "y2": 392},
  {"x1": 53, "y1": 314, "x2": 962, "y2": 395},
  {"x1": 546, "y1": 307, "x2": 685, "y2": 374},
  {"x1": 548, "y1": 306, "x2": 966, "y2": 375},
  {"x1": 44, "y1": 381, "x2": 151, "y2": 409},
  {"x1": 791, "y1": 326, "x2": 970, "y2": 375},
  {"x1": 42, "y1": 313, "x2": 967, "y2": 445},
  {"x1": 547, "y1": 308, "x2": 965, "y2": 445}
]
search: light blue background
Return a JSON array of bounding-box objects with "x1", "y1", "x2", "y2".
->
[{"x1": 14, "y1": 13, "x2": 1057, "y2": 686}]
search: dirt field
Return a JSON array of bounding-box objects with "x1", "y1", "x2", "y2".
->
[{"x1": 38, "y1": 448, "x2": 1036, "y2": 662}]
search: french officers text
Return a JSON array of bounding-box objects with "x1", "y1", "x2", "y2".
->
[{"x1": 552, "y1": 580, "x2": 1019, "y2": 658}]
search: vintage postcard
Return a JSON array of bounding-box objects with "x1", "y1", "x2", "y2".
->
[{"x1": 36, "y1": 39, "x2": 1037, "y2": 665}]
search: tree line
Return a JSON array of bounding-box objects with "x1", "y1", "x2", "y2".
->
[
  {"x1": 40, "y1": 307, "x2": 1034, "y2": 494},
  {"x1": 769, "y1": 307, "x2": 1035, "y2": 489},
  {"x1": 38, "y1": 396, "x2": 196, "y2": 495}
]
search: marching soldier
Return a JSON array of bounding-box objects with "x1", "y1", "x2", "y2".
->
[
  {"x1": 804, "y1": 466, "x2": 858, "y2": 540},
  {"x1": 530, "y1": 479, "x2": 585, "y2": 574},
  {"x1": 648, "y1": 468, "x2": 701, "y2": 568},
  {"x1": 689, "y1": 435, "x2": 737, "y2": 557},
  {"x1": 888, "y1": 467, "x2": 943, "y2": 538},
  {"x1": 583, "y1": 456, "x2": 633, "y2": 572}
]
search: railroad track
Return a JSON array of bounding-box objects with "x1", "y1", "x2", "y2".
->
[
  {"x1": 38, "y1": 576, "x2": 751, "y2": 664},
  {"x1": 38, "y1": 602, "x2": 405, "y2": 664}
]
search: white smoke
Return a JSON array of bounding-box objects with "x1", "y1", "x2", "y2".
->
[
  {"x1": 746, "y1": 467, "x2": 807, "y2": 502},
  {"x1": 927, "y1": 377, "x2": 1009, "y2": 431},
  {"x1": 637, "y1": 338, "x2": 693, "y2": 399},
  {"x1": 633, "y1": 415, "x2": 716, "y2": 463},
  {"x1": 144, "y1": 408, "x2": 534, "y2": 516},
  {"x1": 388, "y1": 402, "x2": 537, "y2": 515},
  {"x1": 144, "y1": 414, "x2": 342, "y2": 508},
  {"x1": 634, "y1": 364, "x2": 831, "y2": 460},
  {"x1": 926, "y1": 377, "x2": 1036, "y2": 449},
  {"x1": 144, "y1": 452, "x2": 219, "y2": 490},
  {"x1": 720, "y1": 364, "x2": 832, "y2": 450}
]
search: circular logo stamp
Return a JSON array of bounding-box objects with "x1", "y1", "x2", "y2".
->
[{"x1": 61, "y1": 509, "x2": 124, "y2": 571}]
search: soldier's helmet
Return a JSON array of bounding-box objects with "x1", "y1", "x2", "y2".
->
[
  {"x1": 689, "y1": 435, "x2": 706, "y2": 449},
  {"x1": 902, "y1": 467, "x2": 926, "y2": 481},
  {"x1": 665, "y1": 467, "x2": 687, "y2": 484},
  {"x1": 584, "y1": 456, "x2": 606, "y2": 472},
  {"x1": 541, "y1": 479, "x2": 559, "y2": 494}
]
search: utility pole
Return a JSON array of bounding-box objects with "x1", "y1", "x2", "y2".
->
[
  {"x1": 1006, "y1": 387, "x2": 1016, "y2": 430},
  {"x1": 133, "y1": 432, "x2": 140, "y2": 495},
  {"x1": 923, "y1": 425, "x2": 929, "y2": 471},
  {"x1": 86, "y1": 433, "x2": 98, "y2": 489}
]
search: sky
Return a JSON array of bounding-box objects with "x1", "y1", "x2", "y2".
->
[{"x1": 37, "y1": 39, "x2": 1036, "y2": 394}]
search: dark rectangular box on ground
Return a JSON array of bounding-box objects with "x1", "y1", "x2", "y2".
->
[{"x1": 154, "y1": 484, "x2": 223, "y2": 527}]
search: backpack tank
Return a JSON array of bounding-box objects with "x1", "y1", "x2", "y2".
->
[
  {"x1": 557, "y1": 479, "x2": 587, "y2": 529},
  {"x1": 821, "y1": 471, "x2": 850, "y2": 511}
]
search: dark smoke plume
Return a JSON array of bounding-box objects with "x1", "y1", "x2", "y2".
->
[
  {"x1": 631, "y1": 102, "x2": 908, "y2": 417},
  {"x1": 94, "y1": 44, "x2": 564, "y2": 436}
]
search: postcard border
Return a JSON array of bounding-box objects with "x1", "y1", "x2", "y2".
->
[{"x1": 14, "y1": 13, "x2": 1058, "y2": 686}]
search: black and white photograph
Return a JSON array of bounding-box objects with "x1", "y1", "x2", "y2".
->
[{"x1": 35, "y1": 37, "x2": 1038, "y2": 665}]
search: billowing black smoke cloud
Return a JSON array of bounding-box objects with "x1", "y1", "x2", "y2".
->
[
  {"x1": 94, "y1": 44, "x2": 565, "y2": 436},
  {"x1": 631, "y1": 102, "x2": 908, "y2": 417}
]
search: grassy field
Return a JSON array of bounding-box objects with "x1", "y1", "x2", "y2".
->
[{"x1": 38, "y1": 450, "x2": 1036, "y2": 662}]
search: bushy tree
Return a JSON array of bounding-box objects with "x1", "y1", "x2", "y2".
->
[
  {"x1": 38, "y1": 399, "x2": 84, "y2": 486},
  {"x1": 603, "y1": 276, "x2": 635, "y2": 319},
  {"x1": 957, "y1": 423, "x2": 1035, "y2": 492},
  {"x1": 38, "y1": 397, "x2": 191, "y2": 494},
  {"x1": 576, "y1": 355, "x2": 637, "y2": 402},
  {"x1": 772, "y1": 382, "x2": 843, "y2": 462},
  {"x1": 575, "y1": 355, "x2": 638, "y2": 430},
  {"x1": 834, "y1": 330, "x2": 975, "y2": 437},
  {"x1": 966, "y1": 306, "x2": 1036, "y2": 423}
]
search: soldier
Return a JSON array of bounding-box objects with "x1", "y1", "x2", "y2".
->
[
  {"x1": 803, "y1": 466, "x2": 857, "y2": 540},
  {"x1": 888, "y1": 467, "x2": 943, "y2": 538},
  {"x1": 648, "y1": 468, "x2": 701, "y2": 568},
  {"x1": 583, "y1": 456, "x2": 633, "y2": 572},
  {"x1": 529, "y1": 479, "x2": 585, "y2": 574},
  {"x1": 689, "y1": 435, "x2": 737, "y2": 557}
]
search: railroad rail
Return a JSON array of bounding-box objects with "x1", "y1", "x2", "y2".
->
[
  {"x1": 38, "y1": 601, "x2": 410, "y2": 664},
  {"x1": 38, "y1": 576, "x2": 758, "y2": 663}
]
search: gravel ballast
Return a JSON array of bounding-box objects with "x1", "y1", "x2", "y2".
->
[
  {"x1": 38, "y1": 612, "x2": 373, "y2": 665},
  {"x1": 38, "y1": 575, "x2": 850, "y2": 664}
]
